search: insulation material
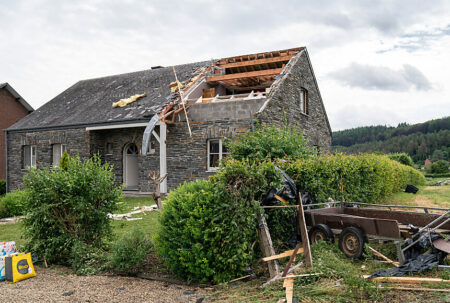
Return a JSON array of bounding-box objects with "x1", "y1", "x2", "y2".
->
[
  {"x1": 168, "y1": 81, "x2": 182, "y2": 93},
  {"x1": 112, "y1": 93, "x2": 146, "y2": 108}
]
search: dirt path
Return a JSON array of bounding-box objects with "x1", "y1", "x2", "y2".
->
[{"x1": 0, "y1": 267, "x2": 208, "y2": 303}]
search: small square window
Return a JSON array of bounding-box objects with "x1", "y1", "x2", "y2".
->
[
  {"x1": 207, "y1": 139, "x2": 229, "y2": 171},
  {"x1": 22, "y1": 145, "x2": 36, "y2": 168}
]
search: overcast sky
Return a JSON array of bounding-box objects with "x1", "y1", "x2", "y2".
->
[{"x1": 1, "y1": 0, "x2": 450, "y2": 131}]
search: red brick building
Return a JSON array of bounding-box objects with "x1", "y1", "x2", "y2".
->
[{"x1": 0, "y1": 83, "x2": 33, "y2": 179}]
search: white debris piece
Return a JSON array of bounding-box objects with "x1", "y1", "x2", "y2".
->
[{"x1": 108, "y1": 205, "x2": 158, "y2": 221}]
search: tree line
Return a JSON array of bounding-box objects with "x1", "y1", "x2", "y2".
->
[{"x1": 332, "y1": 116, "x2": 450, "y2": 164}]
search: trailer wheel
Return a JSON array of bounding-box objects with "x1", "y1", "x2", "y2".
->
[
  {"x1": 309, "y1": 224, "x2": 334, "y2": 243},
  {"x1": 338, "y1": 227, "x2": 366, "y2": 259}
]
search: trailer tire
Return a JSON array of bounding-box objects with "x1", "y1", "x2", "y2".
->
[
  {"x1": 309, "y1": 224, "x2": 334, "y2": 244},
  {"x1": 338, "y1": 227, "x2": 366, "y2": 259}
]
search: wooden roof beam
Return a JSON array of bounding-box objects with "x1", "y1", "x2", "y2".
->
[
  {"x1": 220, "y1": 55, "x2": 293, "y2": 69},
  {"x1": 206, "y1": 68, "x2": 283, "y2": 82}
]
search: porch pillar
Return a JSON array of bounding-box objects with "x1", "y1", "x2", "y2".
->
[{"x1": 160, "y1": 122, "x2": 167, "y2": 193}]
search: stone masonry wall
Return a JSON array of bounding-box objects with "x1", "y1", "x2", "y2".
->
[
  {"x1": 90, "y1": 119, "x2": 253, "y2": 192},
  {"x1": 7, "y1": 128, "x2": 90, "y2": 190},
  {"x1": 255, "y1": 50, "x2": 332, "y2": 152}
]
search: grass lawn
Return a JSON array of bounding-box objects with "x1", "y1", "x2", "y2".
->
[{"x1": 111, "y1": 196, "x2": 160, "y2": 242}]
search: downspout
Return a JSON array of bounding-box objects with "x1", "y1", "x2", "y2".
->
[{"x1": 5, "y1": 130, "x2": 8, "y2": 193}]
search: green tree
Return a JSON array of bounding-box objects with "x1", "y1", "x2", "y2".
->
[{"x1": 22, "y1": 155, "x2": 122, "y2": 264}]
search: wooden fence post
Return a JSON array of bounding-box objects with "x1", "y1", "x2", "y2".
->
[
  {"x1": 257, "y1": 210, "x2": 279, "y2": 277},
  {"x1": 297, "y1": 193, "x2": 313, "y2": 268}
]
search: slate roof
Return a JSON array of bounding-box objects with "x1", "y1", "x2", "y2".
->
[
  {"x1": 0, "y1": 83, "x2": 34, "y2": 112},
  {"x1": 8, "y1": 61, "x2": 211, "y2": 131}
]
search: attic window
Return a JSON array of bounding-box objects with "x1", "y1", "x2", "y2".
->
[{"x1": 299, "y1": 88, "x2": 308, "y2": 114}]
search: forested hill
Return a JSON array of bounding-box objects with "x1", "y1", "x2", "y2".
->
[{"x1": 332, "y1": 116, "x2": 450, "y2": 163}]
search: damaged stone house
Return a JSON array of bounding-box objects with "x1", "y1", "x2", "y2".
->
[{"x1": 6, "y1": 47, "x2": 331, "y2": 193}]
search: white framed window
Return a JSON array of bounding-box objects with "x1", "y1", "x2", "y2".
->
[
  {"x1": 23, "y1": 145, "x2": 36, "y2": 168},
  {"x1": 299, "y1": 88, "x2": 308, "y2": 114},
  {"x1": 207, "y1": 139, "x2": 229, "y2": 171},
  {"x1": 52, "y1": 144, "x2": 67, "y2": 166}
]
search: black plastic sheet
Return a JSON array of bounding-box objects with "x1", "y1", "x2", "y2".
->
[{"x1": 367, "y1": 232, "x2": 448, "y2": 280}]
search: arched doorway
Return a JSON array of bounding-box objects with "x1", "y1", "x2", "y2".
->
[{"x1": 123, "y1": 143, "x2": 139, "y2": 190}]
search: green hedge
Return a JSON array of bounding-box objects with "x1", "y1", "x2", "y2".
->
[
  {"x1": 280, "y1": 153, "x2": 426, "y2": 203},
  {"x1": 157, "y1": 159, "x2": 281, "y2": 283},
  {"x1": 0, "y1": 190, "x2": 28, "y2": 218}
]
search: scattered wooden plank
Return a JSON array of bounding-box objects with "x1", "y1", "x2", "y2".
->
[
  {"x1": 363, "y1": 275, "x2": 450, "y2": 283},
  {"x1": 228, "y1": 274, "x2": 251, "y2": 283},
  {"x1": 367, "y1": 246, "x2": 400, "y2": 267},
  {"x1": 283, "y1": 276, "x2": 294, "y2": 303},
  {"x1": 262, "y1": 248, "x2": 304, "y2": 262},
  {"x1": 262, "y1": 262, "x2": 303, "y2": 287},
  {"x1": 297, "y1": 193, "x2": 313, "y2": 268},
  {"x1": 376, "y1": 286, "x2": 450, "y2": 292},
  {"x1": 219, "y1": 55, "x2": 293, "y2": 69},
  {"x1": 282, "y1": 244, "x2": 302, "y2": 277}
]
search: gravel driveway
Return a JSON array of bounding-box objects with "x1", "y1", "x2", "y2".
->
[{"x1": 0, "y1": 266, "x2": 208, "y2": 303}]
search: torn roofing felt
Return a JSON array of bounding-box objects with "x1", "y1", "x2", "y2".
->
[{"x1": 7, "y1": 61, "x2": 211, "y2": 131}]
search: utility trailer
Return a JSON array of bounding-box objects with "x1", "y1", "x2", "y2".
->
[{"x1": 302, "y1": 202, "x2": 450, "y2": 262}]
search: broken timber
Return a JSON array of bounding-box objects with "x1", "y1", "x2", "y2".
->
[
  {"x1": 297, "y1": 193, "x2": 313, "y2": 268},
  {"x1": 367, "y1": 246, "x2": 400, "y2": 267},
  {"x1": 262, "y1": 248, "x2": 304, "y2": 262},
  {"x1": 257, "y1": 210, "x2": 279, "y2": 277},
  {"x1": 364, "y1": 275, "x2": 450, "y2": 284}
]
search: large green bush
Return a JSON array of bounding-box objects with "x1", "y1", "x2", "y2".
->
[
  {"x1": 0, "y1": 190, "x2": 28, "y2": 218},
  {"x1": 280, "y1": 153, "x2": 426, "y2": 203},
  {"x1": 157, "y1": 159, "x2": 281, "y2": 283},
  {"x1": 22, "y1": 155, "x2": 122, "y2": 264},
  {"x1": 226, "y1": 122, "x2": 316, "y2": 161},
  {"x1": 387, "y1": 153, "x2": 414, "y2": 167},
  {"x1": 429, "y1": 160, "x2": 449, "y2": 174},
  {"x1": 110, "y1": 227, "x2": 153, "y2": 275}
]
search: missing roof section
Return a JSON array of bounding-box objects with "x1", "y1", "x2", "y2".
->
[{"x1": 182, "y1": 47, "x2": 304, "y2": 104}]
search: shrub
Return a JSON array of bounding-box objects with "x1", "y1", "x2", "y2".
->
[
  {"x1": 387, "y1": 153, "x2": 414, "y2": 167},
  {"x1": 21, "y1": 154, "x2": 122, "y2": 265},
  {"x1": 226, "y1": 122, "x2": 316, "y2": 161},
  {"x1": 110, "y1": 227, "x2": 153, "y2": 274},
  {"x1": 430, "y1": 160, "x2": 449, "y2": 174},
  {"x1": 70, "y1": 241, "x2": 108, "y2": 276},
  {"x1": 0, "y1": 190, "x2": 28, "y2": 218},
  {"x1": 280, "y1": 153, "x2": 426, "y2": 204},
  {"x1": 157, "y1": 159, "x2": 281, "y2": 283},
  {"x1": 0, "y1": 179, "x2": 5, "y2": 196}
]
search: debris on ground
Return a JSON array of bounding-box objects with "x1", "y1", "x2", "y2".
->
[
  {"x1": 405, "y1": 184, "x2": 419, "y2": 194},
  {"x1": 430, "y1": 179, "x2": 450, "y2": 186},
  {"x1": 367, "y1": 232, "x2": 448, "y2": 279},
  {"x1": 108, "y1": 205, "x2": 158, "y2": 221}
]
